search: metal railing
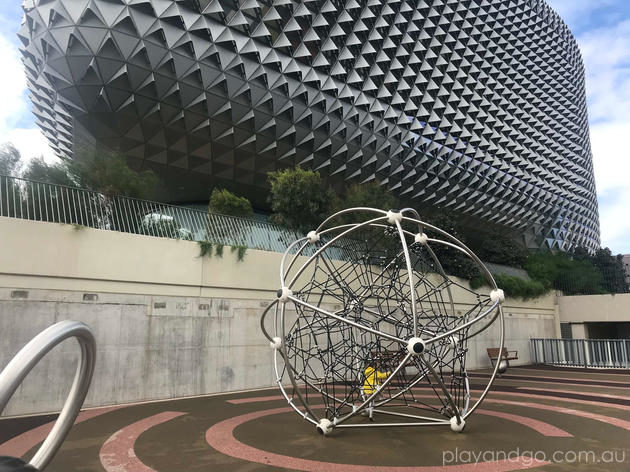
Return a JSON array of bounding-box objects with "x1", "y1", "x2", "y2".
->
[
  {"x1": 0, "y1": 174, "x2": 302, "y2": 253},
  {"x1": 531, "y1": 338, "x2": 630, "y2": 369},
  {"x1": 554, "y1": 267, "x2": 630, "y2": 295}
]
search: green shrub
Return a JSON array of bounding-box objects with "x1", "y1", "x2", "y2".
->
[
  {"x1": 198, "y1": 240, "x2": 213, "y2": 257},
  {"x1": 267, "y1": 167, "x2": 333, "y2": 232},
  {"x1": 209, "y1": 188, "x2": 253, "y2": 217},
  {"x1": 525, "y1": 251, "x2": 605, "y2": 295},
  {"x1": 472, "y1": 248, "x2": 625, "y2": 298},
  {"x1": 231, "y1": 244, "x2": 248, "y2": 262},
  {"x1": 468, "y1": 229, "x2": 529, "y2": 268},
  {"x1": 215, "y1": 243, "x2": 224, "y2": 258},
  {"x1": 470, "y1": 274, "x2": 548, "y2": 300},
  {"x1": 523, "y1": 252, "x2": 557, "y2": 289}
]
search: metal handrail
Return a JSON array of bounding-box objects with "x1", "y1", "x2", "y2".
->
[
  {"x1": 531, "y1": 338, "x2": 630, "y2": 369},
  {"x1": 0, "y1": 174, "x2": 507, "y2": 267},
  {"x1": 0, "y1": 321, "x2": 96, "y2": 470},
  {"x1": 0, "y1": 173, "x2": 302, "y2": 253}
]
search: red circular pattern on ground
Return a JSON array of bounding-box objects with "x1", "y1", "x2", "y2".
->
[{"x1": 205, "y1": 406, "x2": 550, "y2": 472}]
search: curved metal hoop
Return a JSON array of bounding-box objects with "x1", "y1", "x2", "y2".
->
[{"x1": 0, "y1": 320, "x2": 96, "y2": 471}]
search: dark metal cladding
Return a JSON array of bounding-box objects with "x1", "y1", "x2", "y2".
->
[{"x1": 18, "y1": 0, "x2": 600, "y2": 250}]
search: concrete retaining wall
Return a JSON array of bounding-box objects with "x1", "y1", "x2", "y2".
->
[
  {"x1": 0, "y1": 289, "x2": 274, "y2": 416},
  {"x1": 559, "y1": 293, "x2": 630, "y2": 324},
  {"x1": 559, "y1": 293, "x2": 630, "y2": 339},
  {"x1": 0, "y1": 217, "x2": 558, "y2": 416}
]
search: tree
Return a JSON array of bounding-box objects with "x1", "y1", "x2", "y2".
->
[
  {"x1": 0, "y1": 144, "x2": 22, "y2": 176},
  {"x1": 208, "y1": 188, "x2": 253, "y2": 217},
  {"x1": 589, "y1": 248, "x2": 628, "y2": 293},
  {"x1": 22, "y1": 147, "x2": 157, "y2": 198},
  {"x1": 19, "y1": 157, "x2": 78, "y2": 223},
  {"x1": 267, "y1": 167, "x2": 333, "y2": 232},
  {"x1": 20, "y1": 147, "x2": 158, "y2": 230},
  {"x1": 66, "y1": 148, "x2": 158, "y2": 233},
  {"x1": 66, "y1": 147, "x2": 157, "y2": 199},
  {"x1": 22, "y1": 157, "x2": 75, "y2": 187},
  {"x1": 332, "y1": 181, "x2": 398, "y2": 224},
  {"x1": 422, "y1": 210, "x2": 480, "y2": 280},
  {"x1": 0, "y1": 144, "x2": 23, "y2": 217},
  {"x1": 568, "y1": 247, "x2": 627, "y2": 293},
  {"x1": 469, "y1": 228, "x2": 529, "y2": 268}
]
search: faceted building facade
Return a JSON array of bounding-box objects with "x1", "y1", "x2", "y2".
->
[{"x1": 19, "y1": 0, "x2": 599, "y2": 250}]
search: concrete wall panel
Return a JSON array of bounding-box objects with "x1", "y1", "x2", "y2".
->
[{"x1": 559, "y1": 293, "x2": 630, "y2": 324}]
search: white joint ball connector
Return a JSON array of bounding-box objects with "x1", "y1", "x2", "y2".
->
[
  {"x1": 277, "y1": 287, "x2": 293, "y2": 302},
  {"x1": 490, "y1": 288, "x2": 505, "y2": 304},
  {"x1": 414, "y1": 232, "x2": 428, "y2": 245},
  {"x1": 316, "y1": 418, "x2": 334, "y2": 435},
  {"x1": 407, "y1": 337, "x2": 426, "y2": 355},
  {"x1": 450, "y1": 416, "x2": 466, "y2": 432},
  {"x1": 307, "y1": 230, "x2": 320, "y2": 244},
  {"x1": 269, "y1": 337, "x2": 282, "y2": 350},
  {"x1": 386, "y1": 210, "x2": 402, "y2": 225}
]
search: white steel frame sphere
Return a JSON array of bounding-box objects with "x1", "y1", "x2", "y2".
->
[{"x1": 260, "y1": 207, "x2": 505, "y2": 435}]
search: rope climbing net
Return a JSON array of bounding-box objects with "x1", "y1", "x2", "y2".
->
[{"x1": 260, "y1": 208, "x2": 505, "y2": 435}]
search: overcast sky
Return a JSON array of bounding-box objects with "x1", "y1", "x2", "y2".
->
[{"x1": 0, "y1": 1, "x2": 628, "y2": 253}]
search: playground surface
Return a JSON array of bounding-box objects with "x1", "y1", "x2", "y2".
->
[{"x1": 1, "y1": 365, "x2": 630, "y2": 471}]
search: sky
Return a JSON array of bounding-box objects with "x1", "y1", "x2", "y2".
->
[{"x1": 0, "y1": 1, "x2": 628, "y2": 253}]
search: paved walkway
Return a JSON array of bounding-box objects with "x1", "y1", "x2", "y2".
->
[{"x1": 1, "y1": 366, "x2": 630, "y2": 471}]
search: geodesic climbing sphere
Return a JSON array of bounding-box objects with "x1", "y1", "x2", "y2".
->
[{"x1": 260, "y1": 207, "x2": 505, "y2": 435}]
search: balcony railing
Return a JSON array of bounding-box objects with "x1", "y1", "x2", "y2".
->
[
  {"x1": 0, "y1": 174, "x2": 302, "y2": 253},
  {"x1": 531, "y1": 338, "x2": 630, "y2": 369}
]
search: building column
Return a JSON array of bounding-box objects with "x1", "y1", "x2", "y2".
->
[{"x1": 571, "y1": 323, "x2": 588, "y2": 339}]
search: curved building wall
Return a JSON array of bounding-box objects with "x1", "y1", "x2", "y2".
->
[{"x1": 19, "y1": 0, "x2": 599, "y2": 250}]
